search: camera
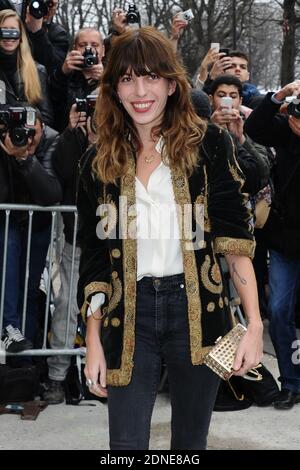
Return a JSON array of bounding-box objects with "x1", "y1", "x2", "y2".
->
[
  {"x1": 126, "y1": 4, "x2": 141, "y2": 27},
  {"x1": 81, "y1": 46, "x2": 98, "y2": 68},
  {"x1": 287, "y1": 95, "x2": 300, "y2": 118},
  {"x1": 0, "y1": 28, "x2": 20, "y2": 40},
  {"x1": 177, "y1": 9, "x2": 194, "y2": 22},
  {"x1": 28, "y1": 0, "x2": 52, "y2": 20},
  {"x1": 75, "y1": 95, "x2": 97, "y2": 117},
  {"x1": 0, "y1": 106, "x2": 36, "y2": 147}
]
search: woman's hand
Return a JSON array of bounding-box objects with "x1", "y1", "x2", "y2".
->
[
  {"x1": 232, "y1": 322, "x2": 263, "y2": 377},
  {"x1": 85, "y1": 327, "x2": 107, "y2": 398}
]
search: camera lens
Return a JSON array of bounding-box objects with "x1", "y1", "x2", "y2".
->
[{"x1": 10, "y1": 127, "x2": 29, "y2": 147}]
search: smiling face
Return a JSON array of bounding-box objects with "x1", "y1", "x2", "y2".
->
[
  {"x1": 117, "y1": 70, "x2": 176, "y2": 133},
  {"x1": 0, "y1": 16, "x2": 20, "y2": 55}
]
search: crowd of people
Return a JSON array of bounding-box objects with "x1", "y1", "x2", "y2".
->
[{"x1": 0, "y1": 1, "x2": 299, "y2": 450}]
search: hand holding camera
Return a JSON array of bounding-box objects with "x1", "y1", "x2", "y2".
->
[
  {"x1": 112, "y1": 8, "x2": 128, "y2": 34},
  {"x1": 171, "y1": 11, "x2": 190, "y2": 40},
  {"x1": 0, "y1": 132, "x2": 33, "y2": 160}
]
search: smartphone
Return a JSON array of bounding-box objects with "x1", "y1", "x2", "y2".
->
[
  {"x1": 219, "y1": 47, "x2": 229, "y2": 56},
  {"x1": 210, "y1": 43, "x2": 220, "y2": 53},
  {"x1": 220, "y1": 96, "x2": 233, "y2": 111}
]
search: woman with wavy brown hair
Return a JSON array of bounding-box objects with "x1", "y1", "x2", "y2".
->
[{"x1": 77, "y1": 27, "x2": 263, "y2": 450}]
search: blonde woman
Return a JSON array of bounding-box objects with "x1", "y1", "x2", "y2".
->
[
  {"x1": 77, "y1": 27, "x2": 263, "y2": 450},
  {"x1": 0, "y1": 9, "x2": 53, "y2": 125}
]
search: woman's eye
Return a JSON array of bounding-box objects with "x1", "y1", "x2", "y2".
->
[
  {"x1": 121, "y1": 76, "x2": 132, "y2": 83},
  {"x1": 148, "y1": 73, "x2": 160, "y2": 80}
]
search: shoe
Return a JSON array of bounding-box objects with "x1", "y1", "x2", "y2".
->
[
  {"x1": 2, "y1": 325, "x2": 33, "y2": 353},
  {"x1": 43, "y1": 379, "x2": 65, "y2": 404},
  {"x1": 273, "y1": 389, "x2": 300, "y2": 410}
]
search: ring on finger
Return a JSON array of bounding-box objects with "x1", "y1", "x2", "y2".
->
[{"x1": 86, "y1": 378, "x2": 97, "y2": 387}]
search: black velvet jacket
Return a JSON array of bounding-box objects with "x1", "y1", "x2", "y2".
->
[{"x1": 77, "y1": 124, "x2": 255, "y2": 386}]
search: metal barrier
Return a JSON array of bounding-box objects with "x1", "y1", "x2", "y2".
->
[{"x1": 0, "y1": 204, "x2": 85, "y2": 358}]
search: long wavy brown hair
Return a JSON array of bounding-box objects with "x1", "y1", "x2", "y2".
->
[
  {"x1": 93, "y1": 27, "x2": 207, "y2": 184},
  {"x1": 0, "y1": 9, "x2": 42, "y2": 104}
]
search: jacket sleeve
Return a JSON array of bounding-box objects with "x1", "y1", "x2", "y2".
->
[
  {"x1": 204, "y1": 126, "x2": 255, "y2": 258},
  {"x1": 27, "y1": 23, "x2": 69, "y2": 75},
  {"x1": 236, "y1": 136, "x2": 270, "y2": 195},
  {"x1": 37, "y1": 64, "x2": 54, "y2": 128},
  {"x1": 76, "y1": 150, "x2": 111, "y2": 323},
  {"x1": 15, "y1": 128, "x2": 62, "y2": 205},
  {"x1": 244, "y1": 92, "x2": 292, "y2": 146},
  {"x1": 52, "y1": 127, "x2": 87, "y2": 185}
]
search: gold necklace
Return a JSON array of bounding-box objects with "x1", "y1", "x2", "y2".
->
[{"x1": 144, "y1": 154, "x2": 155, "y2": 164}]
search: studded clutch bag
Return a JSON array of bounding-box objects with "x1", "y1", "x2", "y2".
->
[{"x1": 204, "y1": 323, "x2": 247, "y2": 380}]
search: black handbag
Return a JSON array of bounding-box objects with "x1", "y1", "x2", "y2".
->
[
  {"x1": 234, "y1": 363, "x2": 280, "y2": 406},
  {"x1": 213, "y1": 363, "x2": 280, "y2": 411}
]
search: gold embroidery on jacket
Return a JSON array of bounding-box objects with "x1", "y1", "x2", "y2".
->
[
  {"x1": 201, "y1": 255, "x2": 223, "y2": 294},
  {"x1": 207, "y1": 302, "x2": 215, "y2": 313},
  {"x1": 214, "y1": 237, "x2": 256, "y2": 259},
  {"x1": 106, "y1": 152, "x2": 136, "y2": 386},
  {"x1": 111, "y1": 318, "x2": 121, "y2": 327},
  {"x1": 108, "y1": 272, "x2": 122, "y2": 314},
  {"x1": 171, "y1": 166, "x2": 207, "y2": 365}
]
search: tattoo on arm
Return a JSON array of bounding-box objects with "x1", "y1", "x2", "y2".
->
[{"x1": 231, "y1": 262, "x2": 247, "y2": 285}]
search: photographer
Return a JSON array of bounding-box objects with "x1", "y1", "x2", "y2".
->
[
  {"x1": 49, "y1": 27, "x2": 104, "y2": 131},
  {"x1": 25, "y1": 0, "x2": 70, "y2": 75},
  {"x1": 244, "y1": 80, "x2": 300, "y2": 410},
  {"x1": 0, "y1": 109, "x2": 62, "y2": 354},
  {"x1": 0, "y1": 8, "x2": 54, "y2": 126},
  {"x1": 43, "y1": 101, "x2": 96, "y2": 404}
]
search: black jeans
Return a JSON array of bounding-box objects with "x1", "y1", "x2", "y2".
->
[{"x1": 107, "y1": 274, "x2": 220, "y2": 450}]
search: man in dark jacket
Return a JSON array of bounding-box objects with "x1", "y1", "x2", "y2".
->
[
  {"x1": 25, "y1": 0, "x2": 70, "y2": 75},
  {"x1": 49, "y1": 27, "x2": 103, "y2": 131},
  {"x1": 245, "y1": 80, "x2": 300, "y2": 410},
  {"x1": 0, "y1": 111, "x2": 62, "y2": 353}
]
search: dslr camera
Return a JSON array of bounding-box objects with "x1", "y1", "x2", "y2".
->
[
  {"x1": 28, "y1": 0, "x2": 52, "y2": 20},
  {"x1": 287, "y1": 95, "x2": 300, "y2": 118},
  {"x1": 81, "y1": 47, "x2": 98, "y2": 68},
  {"x1": 126, "y1": 4, "x2": 141, "y2": 27},
  {"x1": 0, "y1": 106, "x2": 36, "y2": 147},
  {"x1": 75, "y1": 95, "x2": 97, "y2": 117},
  {"x1": 0, "y1": 28, "x2": 20, "y2": 40}
]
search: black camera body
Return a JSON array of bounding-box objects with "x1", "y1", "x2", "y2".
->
[
  {"x1": 126, "y1": 4, "x2": 141, "y2": 26},
  {"x1": 28, "y1": 0, "x2": 52, "y2": 20},
  {"x1": 0, "y1": 28, "x2": 20, "y2": 40},
  {"x1": 80, "y1": 46, "x2": 98, "y2": 68},
  {"x1": 75, "y1": 95, "x2": 97, "y2": 117},
  {"x1": 287, "y1": 96, "x2": 300, "y2": 118},
  {"x1": 0, "y1": 106, "x2": 36, "y2": 147}
]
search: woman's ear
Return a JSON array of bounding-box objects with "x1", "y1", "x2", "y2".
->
[{"x1": 168, "y1": 80, "x2": 176, "y2": 96}]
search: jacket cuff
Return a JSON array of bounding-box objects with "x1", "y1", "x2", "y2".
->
[
  {"x1": 214, "y1": 237, "x2": 256, "y2": 259},
  {"x1": 80, "y1": 281, "x2": 111, "y2": 323}
]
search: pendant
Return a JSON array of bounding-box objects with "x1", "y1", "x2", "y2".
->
[{"x1": 144, "y1": 155, "x2": 155, "y2": 164}]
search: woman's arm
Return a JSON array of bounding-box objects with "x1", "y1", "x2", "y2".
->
[
  {"x1": 84, "y1": 314, "x2": 107, "y2": 397},
  {"x1": 225, "y1": 254, "x2": 263, "y2": 376}
]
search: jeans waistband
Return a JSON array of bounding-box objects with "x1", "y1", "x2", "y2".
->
[{"x1": 137, "y1": 273, "x2": 185, "y2": 292}]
